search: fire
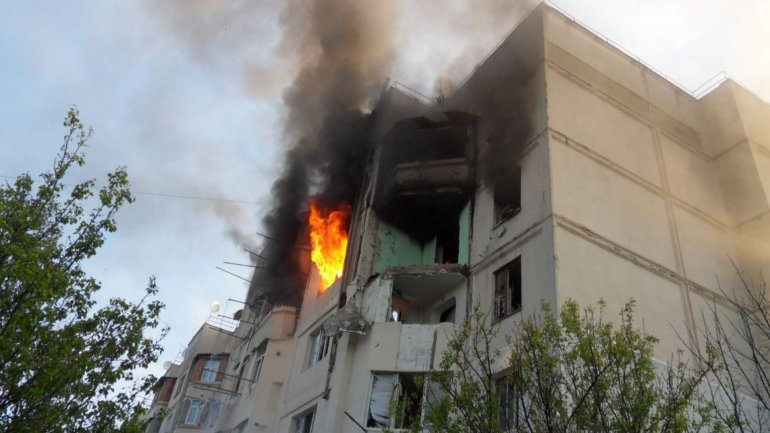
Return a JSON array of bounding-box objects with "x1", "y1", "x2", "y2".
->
[{"x1": 308, "y1": 199, "x2": 351, "y2": 291}]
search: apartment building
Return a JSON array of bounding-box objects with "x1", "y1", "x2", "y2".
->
[{"x1": 145, "y1": 3, "x2": 770, "y2": 432}]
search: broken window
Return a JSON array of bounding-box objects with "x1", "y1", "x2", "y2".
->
[
  {"x1": 367, "y1": 373, "x2": 425, "y2": 429},
  {"x1": 294, "y1": 408, "x2": 315, "y2": 433},
  {"x1": 494, "y1": 257, "x2": 522, "y2": 321},
  {"x1": 308, "y1": 330, "x2": 331, "y2": 367},
  {"x1": 494, "y1": 167, "x2": 521, "y2": 224}
]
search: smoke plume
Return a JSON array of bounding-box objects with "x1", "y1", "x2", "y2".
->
[
  {"x1": 253, "y1": 0, "x2": 399, "y2": 303},
  {"x1": 147, "y1": 0, "x2": 538, "y2": 304}
]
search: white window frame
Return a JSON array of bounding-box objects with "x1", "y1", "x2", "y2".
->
[
  {"x1": 308, "y1": 330, "x2": 331, "y2": 367},
  {"x1": 252, "y1": 343, "x2": 267, "y2": 385},
  {"x1": 294, "y1": 408, "x2": 315, "y2": 433},
  {"x1": 184, "y1": 399, "x2": 203, "y2": 425},
  {"x1": 201, "y1": 358, "x2": 220, "y2": 382}
]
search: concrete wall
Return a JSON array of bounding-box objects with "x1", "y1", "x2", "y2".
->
[
  {"x1": 213, "y1": 305, "x2": 298, "y2": 433},
  {"x1": 542, "y1": 4, "x2": 770, "y2": 362},
  {"x1": 156, "y1": 324, "x2": 236, "y2": 433}
]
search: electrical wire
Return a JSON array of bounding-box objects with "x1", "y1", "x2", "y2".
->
[{"x1": 0, "y1": 174, "x2": 267, "y2": 205}]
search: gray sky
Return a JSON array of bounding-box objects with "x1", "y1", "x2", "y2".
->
[{"x1": 1, "y1": 0, "x2": 768, "y2": 381}]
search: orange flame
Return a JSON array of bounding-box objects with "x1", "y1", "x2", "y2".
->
[{"x1": 308, "y1": 200, "x2": 351, "y2": 291}]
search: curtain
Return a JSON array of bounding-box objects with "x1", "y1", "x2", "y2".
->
[{"x1": 369, "y1": 373, "x2": 398, "y2": 427}]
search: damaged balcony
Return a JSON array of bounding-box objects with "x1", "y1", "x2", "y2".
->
[
  {"x1": 393, "y1": 157, "x2": 473, "y2": 196},
  {"x1": 388, "y1": 269, "x2": 466, "y2": 325},
  {"x1": 368, "y1": 112, "x2": 476, "y2": 278},
  {"x1": 375, "y1": 113, "x2": 476, "y2": 203},
  {"x1": 360, "y1": 268, "x2": 467, "y2": 327},
  {"x1": 361, "y1": 271, "x2": 465, "y2": 372}
]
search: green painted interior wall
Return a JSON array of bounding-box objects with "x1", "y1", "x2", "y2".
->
[
  {"x1": 422, "y1": 237, "x2": 438, "y2": 264},
  {"x1": 373, "y1": 199, "x2": 471, "y2": 272},
  {"x1": 458, "y1": 201, "x2": 471, "y2": 265},
  {"x1": 373, "y1": 222, "x2": 424, "y2": 273}
]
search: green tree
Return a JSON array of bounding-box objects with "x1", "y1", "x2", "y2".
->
[
  {"x1": 0, "y1": 108, "x2": 166, "y2": 433},
  {"x1": 414, "y1": 299, "x2": 720, "y2": 433}
]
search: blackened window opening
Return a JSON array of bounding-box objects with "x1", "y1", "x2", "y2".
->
[
  {"x1": 439, "y1": 304, "x2": 456, "y2": 323},
  {"x1": 494, "y1": 166, "x2": 521, "y2": 224},
  {"x1": 434, "y1": 212, "x2": 460, "y2": 264}
]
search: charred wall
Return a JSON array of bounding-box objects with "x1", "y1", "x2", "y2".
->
[
  {"x1": 447, "y1": 3, "x2": 546, "y2": 186},
  {"x1": 372, "y1": 112, "x2": 476, "y2": 245}
]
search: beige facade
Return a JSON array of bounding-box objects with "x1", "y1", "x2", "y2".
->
[{"x1": 146, "y1": 4, "x2": 770, "y2": 432}]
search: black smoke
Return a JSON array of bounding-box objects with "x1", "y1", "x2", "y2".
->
[{"x1": 248, "y1": 0, "x2": 398, "y2": 304}]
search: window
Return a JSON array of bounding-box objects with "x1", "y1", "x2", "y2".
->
[
  {"x1": 294, "y1": 408, "x2": 315, "y2": 433},
  {"x1": 496, "y1": 376, "x2": 519, "y2": 431},
  {"x1": 252, "y1": 342, "x2": 267, "y2": 384},
  {"x1": 494, "y1": 257, "x2": 522, "y2": 321},
  {"x1": 308, "y1": 330, "x2": 331, "y2": 367},
  {"x1": 367, "y1": 373, "x2": 426, "y2": 429},
  {"x1": 201, "y1": 358, "x2": 220, "y2": 382},
  {"x1": 183, "y1": 399, "x2": 203, "y2": 425},
  {"x1": 494, "y1": 167, "x2": 521, "y2": 224}
]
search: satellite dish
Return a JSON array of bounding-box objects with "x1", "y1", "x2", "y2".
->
[
  {"x1": 162, "y1": 361, "x2": 172, "y2": 370},
  {"x1": 210, "y1": 300, "x2": 221, "y2": 313}
]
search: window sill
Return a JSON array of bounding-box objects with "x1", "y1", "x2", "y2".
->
[
  {"x1": 493, "y1": 207, "x2": 522, "y2": 229},
  {"x1": 193, "y1": 379, "x2": 221, "y2": 384},
  {"x1": 494, "y1": 308, "x2": 522, "y2": 324}
]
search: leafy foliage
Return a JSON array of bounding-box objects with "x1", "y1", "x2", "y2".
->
[
  {"x1": 418, "y1": 299, "x2": 720, "y2": 433},
  {"x1": 0, "y1": 108, "x2": 166, "y2": 433}
]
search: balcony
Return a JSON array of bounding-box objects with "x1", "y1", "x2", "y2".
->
[
  {"x1": 393, "y1": 157, "x2": 474, "y2": 196},
  {"x1": 366, "y1": 321, "x2": 458, "y2": 371}
]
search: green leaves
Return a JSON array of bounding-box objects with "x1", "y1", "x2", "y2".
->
[
  {"x1": 0, "y1": 108, "x2": 166, "y2": 433},
  {"x1": 424, "y1": 299, "x2": 720, "y2": 433}
]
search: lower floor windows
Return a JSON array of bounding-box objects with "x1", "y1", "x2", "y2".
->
[
  {"x1": 179, "y1": 398, "x2": 219, "y2": 427},
  {"x1": 294, "y1": 408, "x2": 315, "y2": 433},
  {"x1": 182, "y1": 399, "x2": 202, "y2": 425},
  {"x1": 496, "y1": 376, "x2": 519, "y2": 431},
  {"x1": 367, "y1": 372, "x2": 441, "y2": 429}
]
